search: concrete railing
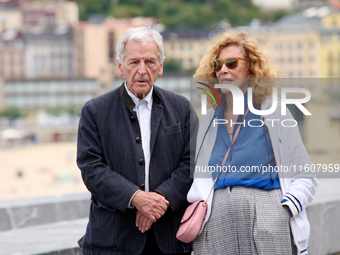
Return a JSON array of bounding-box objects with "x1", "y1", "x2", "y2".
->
[
  {"x1": 0, "y1": 193, "x2": 90, "y2": 255},
  {"x1": 0, "y1": 179, "x2": 339, "y2": 255},
  {"x1": 307, "y1": 178, "x2": 340, "y2": 255}
]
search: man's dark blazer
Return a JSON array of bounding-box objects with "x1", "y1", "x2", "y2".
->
[{"x1": 77, "y1": 83, "x2": 198, "y2": 255}]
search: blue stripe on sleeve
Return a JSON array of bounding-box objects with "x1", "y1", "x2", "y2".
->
[
  {"x1": 300, "y1": 248, "x2": 308, "y2": 254},
  {"x1": 285, "y1": 195, "x2": 300, "y2": 213},
  {"x1": 288, "y1": 192, "x2": 302, "y2": 212}
]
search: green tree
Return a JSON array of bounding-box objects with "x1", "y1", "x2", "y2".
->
[
  {"x1": 0, "y1": 106, "x2": 25, "y2": 120},
  {"x1": 261, "y1": 9, "x2": 293, "y2": 23},
  {"x1": 163, "y1": 58, "x2": 183, "y2": 73},
  {"x1": 145, "y1": 1, "x2": 216, "y2": 28},
  {"x1": 46, "y1": 105, "x2": 83, "y2": 116},
  {"x1": 212, "y1": 0, "x2": 261, "y2": 26},
  {"x1": 117, "y1": 0, "x2": 144, "y2": 5},
  {"x1": 72, "y1": 0, "x2": 113, "y2": 21},
  {"x1": 144, "y1": 0, "x2": 162, "y2": 17},
  {"x1": 109, "y1": 5, "x2": 144, "y2": 18},
  {"x1": 66, "y1": 104, "x2": 83, "y2": 116},
  {"x1": 46, "y1": 107, "x2": 66, "y2": 116},
  {"x1": 71, "y1": 0, "x2": 291, "y2": 28}
]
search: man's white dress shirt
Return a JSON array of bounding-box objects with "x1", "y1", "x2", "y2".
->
[{"x1": 125, "y1": 83, "x2": 153, "y2": 207}]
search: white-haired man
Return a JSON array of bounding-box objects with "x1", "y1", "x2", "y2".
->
[{"x1": 77, "y1": 26, "x2": 198, "y2": 255}]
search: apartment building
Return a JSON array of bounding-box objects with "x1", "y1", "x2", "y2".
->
[
  {"x1": 319, "y1": 12, "x2": 340, "y2": 78},
  {"x1": 162, "y1": 28, "x2": 213, "y2": 71},
  {"x1": 265, "y1": 32, "x2": 320, "y2": 78},
  {"x1": 0, "y1": 0, "x2": 78, "y2": 33},
  {"x1": 260, "y1": 12, "x2": 322, "y2": 78},
  {"x1": 3, "y1": 78, "x2": 100, "y2": 109},
  {"x1": 0, "y1": 15, "x2": 158, "y2": 82},
  {"x1": 0, "y1": 30, "x2": 26, "y2": 81},
  {"x1": 73, "y1": 22, "x2": 108, "y2": 79},
  {"x1": 105, "y1": 17, "x2": 157, "y2": 55},
  {"x1": 24, "y1": 26, "x2": 75, "y2": 79},
  {"x1": 22, "y1": 0, "x2": 78, "y2": 28},
  {"x1": 73, "y1": 17, "x2": 157, "y2": 79},
  {"x1": 261, "y1": 10, "x2": 340, "y2": 155}
]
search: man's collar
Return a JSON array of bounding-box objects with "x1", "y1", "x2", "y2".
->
[{"x1": 124, "y1": 81, "x2": 153, "y2": 110}]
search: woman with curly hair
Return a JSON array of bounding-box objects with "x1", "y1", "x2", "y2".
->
[{"x1": 186, "y1": 32, "x2": 317, "y2": 255}]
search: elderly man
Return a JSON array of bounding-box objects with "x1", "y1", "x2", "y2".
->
[{"x1": 77, "y1": 26, "x2": 198, "y2": 255}]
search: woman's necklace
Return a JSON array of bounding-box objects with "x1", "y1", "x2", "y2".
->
[
  {"x1": 224, "y1": 116, "x2": 233, "y2": 136},
  {"x1": 224, "y1": 104, "x2": 234, "y2": 136},
  {"x1": 225, "y1": 123, "x2": 233, "y2": 136}
]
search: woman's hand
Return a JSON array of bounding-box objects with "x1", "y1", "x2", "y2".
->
[{"x1": 282, "y1": 205, "x2": 292, "y2": 219}]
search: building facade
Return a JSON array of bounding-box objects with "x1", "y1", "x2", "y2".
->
[
  {"x1": 0, "y1": 30, "x2": 26, "y2": 81},
  {"x1": 73, "y1": 22, "x2": 109, "y2": 79},
  {"x1": 4, "y1": 79, "x2": 100, "y2": 110},
  {"x1": 24, "y1": 27, "x2": 75, "y2": 79},
  {"x1": 0, "y1": 77, "x2": 4, "y2": 109},
  {"x1": 162, "y1": 29, "x2": 213, "y2": 71},
  {"x1": 319, "y1": 12, "x2": 340, "y2": 78},
  {"x1": 264, "y1": 31, "x2": 320, "y2": 78},
  {"x1": 0, "y1": 0, "x2": 78, "y2": 33}
]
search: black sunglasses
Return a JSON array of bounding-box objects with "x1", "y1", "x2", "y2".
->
[{"x1": 213, "y1": 57, "x2": 247, "y2": 72}]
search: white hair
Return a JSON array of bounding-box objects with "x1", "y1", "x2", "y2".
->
[{"x1": 116, "y1": 26, "x2": 165, "y2": 64}]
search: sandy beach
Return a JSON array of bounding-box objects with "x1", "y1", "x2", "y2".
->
[{"x1": 0, "y1": 142, "x2": 87, "y2": 200}]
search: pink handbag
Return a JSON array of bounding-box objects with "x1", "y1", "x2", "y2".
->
[
  {"x1": 176, "y1": 108, "x2": 249, "y2": 243},
  {"x1": 176, "y1": 200, "x2": 207, "y2": 243}
]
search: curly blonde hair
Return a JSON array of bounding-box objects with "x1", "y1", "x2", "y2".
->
[{"x1": 194, "y1": 31, "x2": 280, "y2": 109}]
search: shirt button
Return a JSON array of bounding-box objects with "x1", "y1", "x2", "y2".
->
[
  {"x1": 135, "y1": 137, "x2": 141, "y2": 143},
  {"x1": 139, "y1": 159, "x2": 144, "y2": 165}
]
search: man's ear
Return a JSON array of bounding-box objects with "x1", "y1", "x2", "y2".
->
[
  {"x1": 158, "y1": 62, "x2": 164, "y2": 76},
  {"x1": 117, "y1": 59, "x2": 124, "y2": 77}
]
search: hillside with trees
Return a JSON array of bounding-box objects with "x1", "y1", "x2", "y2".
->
[{"x1": 71, "y1": 0, "x2": 291, "y2": 28}]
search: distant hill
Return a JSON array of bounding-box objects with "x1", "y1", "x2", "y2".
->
[{"x1": 69, "y1": 0, "x2": 293, "y2": 28}]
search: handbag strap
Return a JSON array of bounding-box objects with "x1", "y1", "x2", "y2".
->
[{"x1": 204, "y1": 107, "x2": 249, "y2": 203}]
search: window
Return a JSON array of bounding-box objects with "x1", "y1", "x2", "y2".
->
[{"x1": 189, "y1": 58, "x2": 193, "y2": 65}]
